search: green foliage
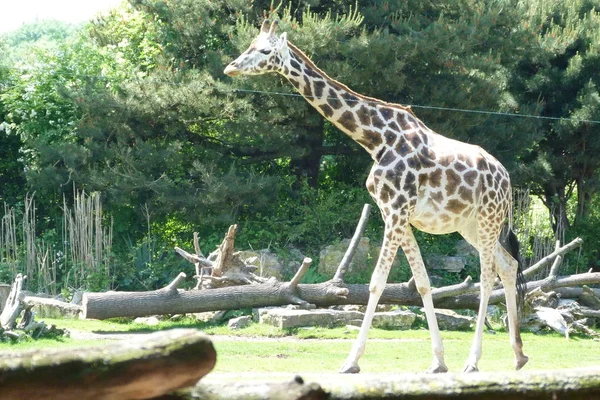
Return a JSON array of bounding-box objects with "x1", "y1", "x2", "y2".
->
[
  {"x1": 1, "y1": 0, "x2": 600, "y2": 290},
  {"x1": 509, "y1": 0, "x2": 600, "y2": 234},
  {"x1": 300, "y1": 267, "x2": 328, "y2": 284}
]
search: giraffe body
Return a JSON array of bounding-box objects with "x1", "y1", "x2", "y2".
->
[{"x1": 225, "y1": 20, "x2": 528, "y2": 373}]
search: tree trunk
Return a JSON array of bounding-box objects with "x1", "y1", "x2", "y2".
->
[
  {"x1": 0, "y1": 273, "x2": 25, "y2": 329},
  {"x1": 0, "y1": 329, "x2": 216, "y2": 400},
  {"x1": 290, "y1": 111, "x2": 325, "y2": 188},
  {"x1": 82, "y1": 267, "x2": 600, "y2": 319}
]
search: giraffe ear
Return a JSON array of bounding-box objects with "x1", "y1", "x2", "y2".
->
[{"x1": 261, "y1": 19, "x2": 271, "y2": 33}]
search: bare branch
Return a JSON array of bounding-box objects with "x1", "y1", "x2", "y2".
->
[
  {"x1": 290, "y1": 258, "x2": 313, "y2": 289},
  {"x1": 334, "y1": 204, "x2": 372, "y2": 282},
  {"x1": 522, "y1": 237, "x2": 583, "y2": 279}
]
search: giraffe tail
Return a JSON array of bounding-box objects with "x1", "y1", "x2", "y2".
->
[{"x1": 505, "y1": 228, "x2": 527, "y2": 317}]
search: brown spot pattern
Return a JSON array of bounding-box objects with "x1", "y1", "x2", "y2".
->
[
  {"x1": 378, "y1": 150, "x2": 396, "y2": 166},
  {"x1": 418, "y1": 148, "x2": 436, "y2": 168},
  {"x1": 380, "y1": 107, "x2": 394, "y2": 120},
  {"x1": 406, "y1": 155, "x2": 421, "y2": 171},
  {"x1": 363, "y1": 130, "x2": 382, "y2": 147},
  {"x1": 396, "y1": 137, "x2": 412, "y2": 156},
  {"x1": 384, "y1": 130, "x2": 397, "y2": 146},
  {"x1": 338, "y1": 111, "x2": 358, "y2": 132},
  {"x1": 328, "y1": 89, "x2": 343, "y2": 109},
  {"x1": 458, "y1": 186, "x2": 473, "y2": 202},
  {"x1": 380, "y1": 183, "x2": 394, "y2": 203},
  {"x1": 445, "y1": 169, "x2": 461, "y2": 195},
  {"x1": 313, "y1": 80, "x2": 326, "y2": 98},
  {"x1": 319, "y1": 104, "x2": 334, "y2": 118},
  {"x1": 370, "y1": 109, "x2": 386, "y2": 129},
  {"x1": 464, "y1": 170, "x2": 478, "y2": 187},
  {"x1": 357, "y1": 106, "x2": 371, "y2": 125},
  {"x1": 397, "y1": 113, "x2": 411, "y2": 130},
  {"x1": 429, "y1": 169, "x2": 443, "y2": 187},
  {"x1": 447, "y1": 199, "x2": 468, "y2": 214}
]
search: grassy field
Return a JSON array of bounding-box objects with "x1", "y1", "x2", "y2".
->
[{"x1": 0, "y1": 317, "x2": 597, "y2": 374}]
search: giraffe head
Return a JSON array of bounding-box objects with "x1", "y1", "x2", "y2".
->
[{"x1": 224, "y1": 19, "x2": 288, "y2": 77}]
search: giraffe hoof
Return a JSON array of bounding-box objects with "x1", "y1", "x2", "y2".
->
[
  {"x1": 515, "y1": 355, "x2": 529, "y2": 370},
  {"x1": 463, "y1": 364, "x2": 479, "y2": 373},
  {"x1": 426, "y1": 364, "x2": 448, "y2": 374},
  {"x1": 339, "y1": 363, "x2": 361, "y2": 374}
]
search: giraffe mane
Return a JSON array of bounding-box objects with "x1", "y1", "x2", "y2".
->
[{"x1": 287, "y1": 41, "x2": 416, "y2": 117}]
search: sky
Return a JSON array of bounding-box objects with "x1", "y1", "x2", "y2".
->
[{"x1": 0, "y1": 0, "x2": 123, "y2": 34}]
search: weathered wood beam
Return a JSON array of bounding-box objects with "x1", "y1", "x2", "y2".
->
[
  {"x1": 0, "y1": 329, "x2": 216, "y2": 400},
  {"x1": 184, "y1": 367, "x2": 600, "y2": 399}
]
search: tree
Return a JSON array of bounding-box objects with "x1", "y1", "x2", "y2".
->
[
  {"x1": 509, "y1": 0, "x2": 600, "y2": 239},
  {"x1": 0, "y1": 45, "x2": 26, "y2": 204}
]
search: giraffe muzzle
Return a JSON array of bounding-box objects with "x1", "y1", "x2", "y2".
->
[{"x1": 224, "y1": 63, "x2": 241, "y2": 77}]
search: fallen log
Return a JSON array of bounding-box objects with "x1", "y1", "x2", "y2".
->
[
  {"x1": 83, "y1": 259, "x2": 321, "y2": 320},
  {"x1": 183, "y1": 367, "x2": 600, "y2": 400},
  {"x1": 0, "y1": 328, "x2": 216, "y2": 400},
  {"x1": 435, "y1": 271, "x2": 600, "y2": 310},
  {"x1": 82, "y1": 261, "x2": 600, "y2": 319}
]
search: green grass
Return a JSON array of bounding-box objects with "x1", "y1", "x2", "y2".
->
[
  {"x1": 211, "y1": 330, "x2": 598, "y2": 373},
  {"x1": 0, "y1": 318, "x2": 597, "y2": 373}
]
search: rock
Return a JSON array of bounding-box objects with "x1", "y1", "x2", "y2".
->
[
  {"x1": 372, "y1": 309, "x2": 416, "y2": 330},
  {"x1": 431, "y1": 309, "x2": 474, "y2": 331},
  {"x1": 25, "y1": 297, "x2": 81, "y2": 319},
  {"x1": 284, "y1": 247, "x2": 308, "y2": 278},
  {"x1": 427, "y1": 256, "x2": 467, "y2": 273},
  {"x1": 486, "y1": 305, "x2": 504, "y2": 321},
  {"x1": 330, "y1": 304, "x2": 392, "y2": 313},
  {"x1": 258, "y1": 308, "x2": 364, "y2": 329},
  {"x1": 192, "y1": 310, "x2": 228, "y2": 324},
  {"x1": 285, "y1": 303, "x2": 317, "y2": 310},
  {"x1": 579, "y1": 286, "x2": 600, "y2": 310},
  {"x1": 70, "y1": 291, "x2": 84, "y2": 306},
  {"x1": 331, "y1": 304, "x2": 365, "y2": 313},
  {"x1": 558, "y1": 298, "x2": 578, "y2": 309},
  {"x1": 228, "y1": 315, "x2": 252, "y2": 330},
  {"x1": 134, "y1": 316, "x2": 160, "y2": 326},
  {"x1": 535, "y1": 307, "x2": 568, "y2": 337},
  {"x1": 455, "y1": 239, "x2": 479, "y2": 258},
  {"x1": 318, "y1": 237, "x2": 393, "y2": 278},
  {"x1": 238, "y1": 249, "x2": 284, "y2": 279},
  {"x1": 429, "y1": 275, "x2": 446, "y2": 288},
  {"x1": 0, "y1": 283, "x2": 11, "y2": 311}
]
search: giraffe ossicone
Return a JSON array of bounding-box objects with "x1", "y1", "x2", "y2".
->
[{"x1": 225, "y1": 19, "x2": 529, "y2": 374}]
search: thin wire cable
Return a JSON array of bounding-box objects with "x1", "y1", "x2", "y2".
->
[
  {"x1": 229, "y1": 88, "x2": 600, "y2": 125},
  {"x1": 18, "y1": 70, "x2": 600, "y2": 125}
]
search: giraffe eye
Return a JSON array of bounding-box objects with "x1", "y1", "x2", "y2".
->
[{"x1": 258, "y1": 48, "x2": 271, "y2": 55}]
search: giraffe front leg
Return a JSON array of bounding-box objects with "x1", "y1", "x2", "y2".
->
[
  {"x1": 340, "y1": 229, "x2": 399, "y2": 374},
  {"x1": 400, "y1": 229, "x2": 448, "y2": 374}
]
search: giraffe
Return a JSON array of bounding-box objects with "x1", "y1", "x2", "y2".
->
[{"x1": 224, "y1": 19, "x2": 529, "y2": 374}]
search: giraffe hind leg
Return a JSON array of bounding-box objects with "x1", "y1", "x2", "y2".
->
[
  {"x1": 496, "y1": 244, "x2": 529, "y2": 370},
  {"x1": 463, "y1": 245, "x2": 495, "y2": 373}
]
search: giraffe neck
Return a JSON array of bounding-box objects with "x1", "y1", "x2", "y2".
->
[{"x1": 280, "y1": 42, "x2": 421, "y2": 161}]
